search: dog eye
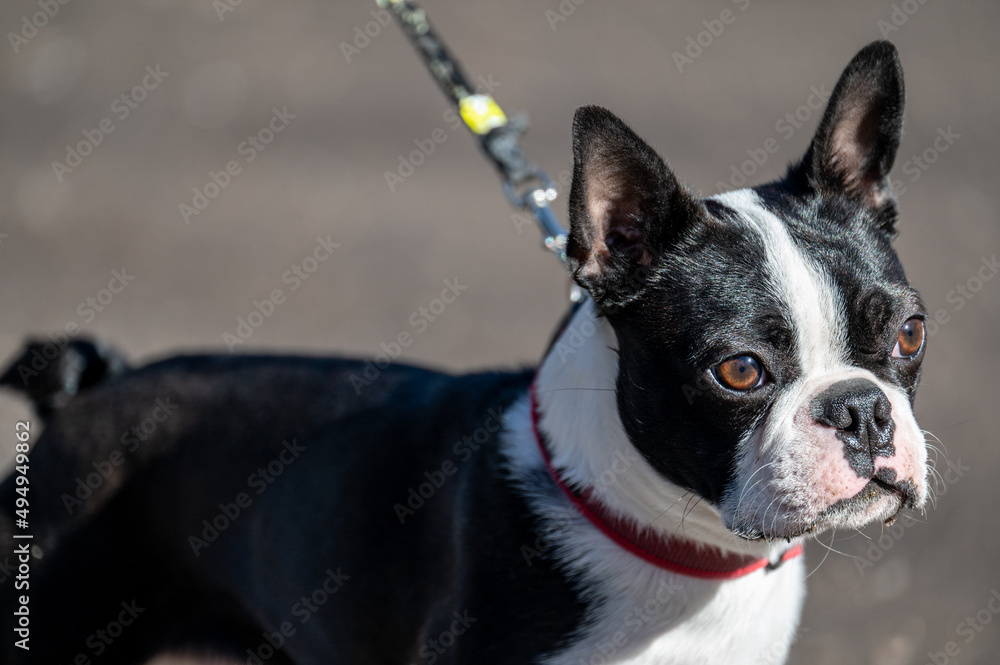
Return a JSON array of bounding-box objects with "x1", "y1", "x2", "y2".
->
[
  {"x1": 892, "y1": 318, "x2": 924, "y2": 358},
  {"x1": 714, "y1": 355, "x2": 765, "y2": 391}
]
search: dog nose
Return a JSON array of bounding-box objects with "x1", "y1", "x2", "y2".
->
[{"x1": 811, "y1": 378, "x2": 895, "y2": 478}]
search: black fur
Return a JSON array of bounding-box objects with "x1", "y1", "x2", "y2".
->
[
  {"x1": 0, "y1": 338, "x2": 128, "y2": 418},
  {"x1": 0, "y1": 355, "x2": 588, "y2": 663},
  {"x1": 0, "y1": 39, "x2": 926, "y2": 664}
]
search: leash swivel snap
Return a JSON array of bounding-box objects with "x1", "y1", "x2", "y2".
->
[
  {"x1": 502, "y1": 170, "x2": 567, "y2": 263},
  {"x1": 378, "y1": 0, "x2": 571, "y2": 270}
]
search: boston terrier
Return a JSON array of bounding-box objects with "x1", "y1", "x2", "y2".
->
[{"x1": 0, "y1": 40, "x2": 927, "y2": 664}]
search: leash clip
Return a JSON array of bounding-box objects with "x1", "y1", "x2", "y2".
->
[{"x1": 502, "y1": 169, "x2": 568, "y2": 264}]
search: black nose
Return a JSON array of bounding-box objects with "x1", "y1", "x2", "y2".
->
[{"x1": 810, "y1": 378, "x2": 895, "y2": 478}]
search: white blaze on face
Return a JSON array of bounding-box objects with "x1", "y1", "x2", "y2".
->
[
  {"x1": 711, "y1": 190, "x2": 927, "y2": 539},
  {"x1": 711, "y1": 189, "x2": 850, "y2": 377}
]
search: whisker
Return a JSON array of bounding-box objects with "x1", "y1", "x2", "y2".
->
[
  {"x1": 760, "y1": 496, "x2": 782, "y2": 545},
  {"x1": 811, "y1": 529, "x2": 852, "y2": 559},
  {"x1": 675, "y1": 494, "x2": 699, "y2": 539},
  {"x1": 924, "y1": 442, "x2": 946, "y2": 459},
  {"x1": 806, "y1": 530, "x2": 838, "y2": 579},
  {"x1": 648, "y1": 491, "x2": 693, "y2": 527},
  {"x1": 926, "y1": 465, "x2": 946, "y2": 499},
  {"x1": 833, "y1": 528, "x2": 871, "y2": 542},
  {"x1": 900, "y1": 514, "x2": 928, "y2": 524},
  {"x1": 734, "y1": 462, "x2": 776, "y2": 515},
  {"x1": 769, "y1": 496, "x2": 787, "y2": 540},
  {"x1": 921, "y1": 429, "x2": 951, "y2": 458}
]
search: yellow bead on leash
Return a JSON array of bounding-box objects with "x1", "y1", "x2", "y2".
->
[{"x1": 459, "y1": 95, "x2": 508, "y2": 135}]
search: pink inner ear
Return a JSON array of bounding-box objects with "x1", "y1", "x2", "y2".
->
[
  {"x1": 827, "y1": 104, "x2": 884, "y2": 203},
  {"x1": 580, "y1": 177, "x2": 651, "y2": 278},
  {"x1": 578, "y1": 193, "x2": 613, "y2": 279}
]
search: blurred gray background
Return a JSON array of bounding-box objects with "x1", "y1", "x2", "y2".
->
[{"x1": 0, "y1": 1, "x2": 997, "y2": 663}]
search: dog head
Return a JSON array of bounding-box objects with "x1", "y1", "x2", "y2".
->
[{"x1": 564, "y1": 41, "x2": 927, "y2": 541}]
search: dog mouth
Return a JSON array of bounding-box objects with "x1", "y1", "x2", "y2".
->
[
  {"x1": 734, "y1": 477, "x2": 919, "y2": 542},
  {"x1": 810, "y1": 476, "x2": 917, "y2": 528}
]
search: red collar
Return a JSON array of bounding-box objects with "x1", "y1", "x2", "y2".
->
[{"x1": 529, "y1": 383, "x2": 803, "y2": 580}]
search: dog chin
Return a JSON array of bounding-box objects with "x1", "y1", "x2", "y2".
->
[{"x1": 727, "y1": 478, "x2": 924, "y2": 542}]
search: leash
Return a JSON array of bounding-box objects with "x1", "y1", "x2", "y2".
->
[{"x1": 376, "y1": 0, "x2": 571, "y2": 270}]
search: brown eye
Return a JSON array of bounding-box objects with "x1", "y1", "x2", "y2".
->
[
  {"x1": 715, "y1": 355, "x2": 764, "y2": 391},
  {"x1": 893, "y1": 318, "x2": 924, "y2": 358}
]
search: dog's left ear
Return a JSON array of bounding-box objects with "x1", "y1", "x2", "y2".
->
[
  {"x1": 798, "y1": 40, "x2": 905, "y2": 211},
  {"x1": 567, "y1": 105, "x2": 703, "y2": 306}
]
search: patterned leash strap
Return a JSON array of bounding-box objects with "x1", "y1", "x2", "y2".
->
[{"x1": 376, "y1": 0, "x2": 570, "y2": 266}]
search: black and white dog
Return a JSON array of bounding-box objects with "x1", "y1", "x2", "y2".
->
[{"x1": 0, "y1": 40, "x2": 928, "y2": 664}]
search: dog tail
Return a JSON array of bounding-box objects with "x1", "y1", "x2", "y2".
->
[{"x1": 0, "y1": 338, "x2": 129, "y2": 418}]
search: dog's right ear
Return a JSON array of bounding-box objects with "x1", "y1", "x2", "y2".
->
[{"x1": 567, "y1": 106, "x2": 703, "y2": 307}]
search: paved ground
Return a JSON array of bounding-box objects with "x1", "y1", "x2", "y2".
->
[{"x1": 0, "y1": 1, "x2": 997, "y2": 663}]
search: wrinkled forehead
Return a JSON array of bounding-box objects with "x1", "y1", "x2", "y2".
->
[{"x1": 700, "y1": 188, "x2": 919, "y2": 377}]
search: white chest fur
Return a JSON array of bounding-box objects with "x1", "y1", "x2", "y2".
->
[{"x1": 500, "y1": 301, "x2": 806, "y2": 664}]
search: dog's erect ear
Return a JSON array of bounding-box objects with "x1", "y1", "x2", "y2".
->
[
  {"x1": 567, "y1": 106, "x2": 702, "y2": 305},
  {"x1": 799, "y1": 40, "x2": 905, "y2": 210}
]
